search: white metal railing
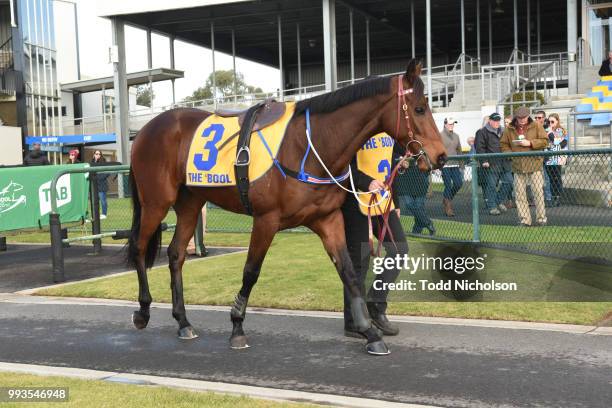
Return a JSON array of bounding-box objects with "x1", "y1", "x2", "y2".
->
[
  {"x1": 481, "y1": 58, "x2": 567, "y2": 104},
  {"x1": 58, "y1": 50, "x2": 571, "y2": 137}
]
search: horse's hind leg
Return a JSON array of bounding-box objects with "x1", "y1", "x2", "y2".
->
[
  {"x1": 168, "y1": 188, "x2": 205, "y2": 339},
  {"x1": 229, "y1": 214, "x2": 278, "y2": 349},
  {"x1": 132, "y1": 204, "x2": 169, "y2": 330},
  {"x1": 308, "y1": 209, "x2": 389, "y2": 355}
]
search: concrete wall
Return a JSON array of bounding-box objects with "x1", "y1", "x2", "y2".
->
[
  {"x1": 0, "y1": 126, "x2": 23, "y2": 166},
  {"x1": 0, "y1": 101, "x2": 17, "y2": 126}
]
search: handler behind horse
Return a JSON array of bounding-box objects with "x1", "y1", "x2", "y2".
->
[{"x1": 342, "y1": 135, "x2": 409, "y2": 338}]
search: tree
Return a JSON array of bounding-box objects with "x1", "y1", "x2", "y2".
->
[
  {"x1": 183, "y1": 70, "x2": 263, "y2": 102},
  {"x1": 136, "y1": 84, "x2": 154, "y2": 107}
]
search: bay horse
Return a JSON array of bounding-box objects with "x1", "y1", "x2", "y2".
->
[{"x1": 127, "y1": 60, "x2": 447, "y2": 355}]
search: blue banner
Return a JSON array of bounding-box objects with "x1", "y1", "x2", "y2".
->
[{"x1": 26, "y1": 133, "x2": 116, "y2": 145}]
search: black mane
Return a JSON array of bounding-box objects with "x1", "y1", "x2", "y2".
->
[{"x1": 294, "y1": 76, "x2": 392, "y2": 116}]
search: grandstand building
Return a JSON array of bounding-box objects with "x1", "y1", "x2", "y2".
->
[
  {"x1": 89, "y1": 0, "x2": 611, "y2": 166},
  {"x1": 6, "y1": 1, "x2": 611, "y2": 164}
]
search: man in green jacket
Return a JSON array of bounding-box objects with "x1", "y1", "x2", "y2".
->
[{"x1": 500, "y1": 107, "x2": 549, "y2": 226}]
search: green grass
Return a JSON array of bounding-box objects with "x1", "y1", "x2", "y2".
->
[
  {"x1": 0, "y1": 372, "x2": 314, "y2": 408},
  {"x1": 36, "y1": 233, "x2": 612, "y2": 326}
]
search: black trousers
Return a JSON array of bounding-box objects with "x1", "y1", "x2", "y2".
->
[
  {"x1": 545, "y1": 165, "x2": 563, "y2": 198},
  {"x1": 341, "y1": 197, "x2": 408, "y2": 327}
]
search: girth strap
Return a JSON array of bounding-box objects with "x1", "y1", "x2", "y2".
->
[{"x1": 235, "y1": 101, "x2": 265, "y2": 215}]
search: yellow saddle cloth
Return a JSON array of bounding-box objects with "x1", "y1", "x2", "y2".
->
[{"x1": 186, "y1": 103, "x2": 295, "y2": 186}]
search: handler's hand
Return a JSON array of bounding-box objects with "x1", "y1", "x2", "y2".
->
[
  {"x1": 395, "y1": 208, "x2": 401, "y2": 217},
  {"x1": 399, "y1": 158, "x2": 409, "y2": 169},
  {"x1": 369, "y1": 179, "x2": 386, "y2": 193},
  {"x1": 482, "y1": 161, "x2": 490, "y2": 168}
]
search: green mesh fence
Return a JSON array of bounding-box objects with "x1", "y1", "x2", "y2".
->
[
  {"x1": 53, "y1": 149, "x2": 611, "y2": 263},
  {"x1": 395, "y1": 148, "x2": 612, "y2": 263}
]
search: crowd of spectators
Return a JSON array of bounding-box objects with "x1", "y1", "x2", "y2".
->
[{"x1": 395, "y1": 107, "x2": 570, "y2": 233}]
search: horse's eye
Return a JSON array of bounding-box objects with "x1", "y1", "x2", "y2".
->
[{"x1": 415, "y1": 106, "x2": 425, "y2": 115}]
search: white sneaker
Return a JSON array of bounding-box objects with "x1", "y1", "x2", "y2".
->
[
  {"x1": 498, "y1": 203, "x2": 508, "y2": 212},
  {"x1": 489, "y1": 208, "x2": 501, "y2": 215},
  {"x1": 100, "y1": 214, "x2": 107, "y2": 220}
]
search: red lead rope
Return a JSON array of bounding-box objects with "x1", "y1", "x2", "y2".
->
[{"x1": 366, "y1": 150, "x2": 410, "y2": 257}]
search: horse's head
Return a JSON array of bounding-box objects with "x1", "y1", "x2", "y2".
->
[{"x1": 381, "y1": 60, "x2": 447, "y2": 171}]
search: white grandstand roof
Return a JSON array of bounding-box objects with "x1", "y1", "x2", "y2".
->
[{"x1": 98, "y1": 0, "x2": 249, "y2": 17}]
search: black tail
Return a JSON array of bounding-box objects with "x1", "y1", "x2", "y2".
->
[{"x1": 127, "y1": 169, "x2": 162, "y2": 269}]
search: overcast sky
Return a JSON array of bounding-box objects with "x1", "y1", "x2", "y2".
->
[{"x1": 54, "y1": 0, "x2": 280, "y2": 107}]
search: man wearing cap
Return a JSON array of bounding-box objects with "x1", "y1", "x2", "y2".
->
[
  {"x1": 440, "y1": 117, "x2": 463, "y2": 217},
  {"x1": 500, "y1": 107, "x2": 549, "y2": 226},
  {"x1": 475, "y1": 113, "x2": 513, "y2": 215},
  {"x1": 23, "y1": 142, "x2": 50, "y2": 166}
]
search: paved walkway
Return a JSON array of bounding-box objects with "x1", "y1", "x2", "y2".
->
[
  {"x1": 0, "y1": 244, "x2": 245, "y2": 292},
  {"x1": 0, "y1": 296, "x2": 610, "y2": 408}
]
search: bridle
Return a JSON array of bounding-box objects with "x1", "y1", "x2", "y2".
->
[
  {"x1": 395, "y1": 73, "x2": 433, "y2": 171},
  {"x1": 367, "y1": 74, "x2": 434, "y2": 256}
]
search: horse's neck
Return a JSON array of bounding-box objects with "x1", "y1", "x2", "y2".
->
[{"x1": 309, "y1": 96, "x2": 389, "y2": 175}]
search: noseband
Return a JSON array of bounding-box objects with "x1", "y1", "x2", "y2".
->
[{"x1": 395, "y1": 74, "x2": 432, "y2": 171}]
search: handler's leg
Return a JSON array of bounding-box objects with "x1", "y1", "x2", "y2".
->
[
  {"x1": 309, "y1": 209, "x2": 389, "y2": 355},
  {"x1": 229, "y1": 213, "x2": 278, "y2": 349},
  {"x1": 368, "y1": 211, "x2": 407, "y2": 335},
  {"x1": 340, "y1": 198, "x2": 369, "y2": 335}
]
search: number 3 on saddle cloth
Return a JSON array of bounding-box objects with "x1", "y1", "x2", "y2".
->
[{"x1": 185, "y1": 102, "x2": 295, "y2": 187}]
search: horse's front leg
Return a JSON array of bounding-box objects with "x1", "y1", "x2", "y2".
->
[
  {"x1": 308, "y1": 209, "x2": 389, "y2": 355},
  {"x1": 230, "y1": 213, "x2": 279, "y2": 349},
  {"x1": 167, "y1": 190, "x2": 205, "y2": 339}
]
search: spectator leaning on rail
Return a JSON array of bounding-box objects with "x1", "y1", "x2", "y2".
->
[
  {"x1": 500, "y1": 107, "x2": 549, "y2": 226},
  {"x1": 598, "y1": 51, "x2": 612, "y2": 76},
  {"x1": 440, "y1": 117, "x2": 463, "y2": 217},
  {"x1": 23, "y1": 142, "x2": 50, "y2": 166},
  {"x1": 475, "y1": 113, "x2": 514, "y2": 216},
  {"x1": 544, "y1": 113, "x2": 569, "y2": 207}
]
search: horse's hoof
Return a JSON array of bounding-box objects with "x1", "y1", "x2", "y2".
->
[
  {"x1": 230, "y1": 335, "x2": 250, "y2": 349},
  {"x1": 132, "y1": 311, "x2": 149, "y2": 330},
  {"x1": 366, "y1": 340, "x2": 390, "y2": 356},
  {"x1": 178, "y1": 326, "x2": 199, "y2": 340}
]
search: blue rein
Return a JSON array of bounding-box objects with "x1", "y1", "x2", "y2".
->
[{"x1": 294, "y1": 109, "x2": 350, "y2": 185}]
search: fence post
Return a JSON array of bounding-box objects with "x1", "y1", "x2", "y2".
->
[
  {"x1": 50, "y1": 213, "x2": 65, "y2": 282},
  {"x1": 89, "y1": 172, "x2": 102, "y2": 254},
  {"x1": 470, "y1": 158, "x2": 480, "y2": 242}
]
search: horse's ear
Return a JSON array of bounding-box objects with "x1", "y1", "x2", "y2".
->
[{"x1": 405, "y1": 59, "x2": 422, "y2": 81}]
